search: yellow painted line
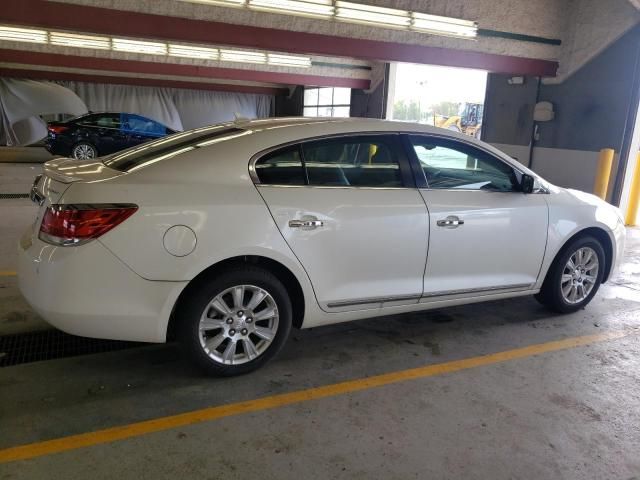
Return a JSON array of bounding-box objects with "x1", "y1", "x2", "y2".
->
[
  {"x1": 0, "y1": 271, "x2": 17, "y2": 277},
  {"x1": 0, "y1": 329, "x2": 634, "y2": 464}
]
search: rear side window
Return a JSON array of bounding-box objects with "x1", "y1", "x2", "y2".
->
[
  {"x1": 103, "y1": 126, "x2": 243, "y2": 172},
  {"x1": 303, "y1": 136, "x2": 403, "y2": 187},
  {"x1": 253, "y1": 135, "x2": 404, "y2": 188},
  {"x1": 254, "y1": 147, "x2": 305, "y2": 185}
]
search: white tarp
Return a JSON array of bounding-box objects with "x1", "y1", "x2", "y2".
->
[
  {"x1": 0, "y1": 78, "x2": 274, "y2": 146},
  {"x1": 0, "y1": 78, "x2": 88, "y2": 146},
  {"x1": 59, "y1": 81, "x2": 274, "y2": 132}
]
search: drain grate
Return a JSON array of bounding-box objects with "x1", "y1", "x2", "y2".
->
[
  {"x1": 0, "y1": 193, "x2": 30, "y2": 199},
  {"x1": 0, "y1": 330, "x2": 142, "y2": 367}
]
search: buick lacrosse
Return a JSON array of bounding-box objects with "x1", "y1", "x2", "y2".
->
[{"x1": 19, "y1": 118, "x2": 625, "y2": 375}]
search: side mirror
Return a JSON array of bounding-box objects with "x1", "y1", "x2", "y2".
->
[{"x1": 521, "y1": 174, "x2": 535, "y2": 194}]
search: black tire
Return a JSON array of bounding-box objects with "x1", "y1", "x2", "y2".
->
[
  {"x1": 535, "y1": 235, "x2": 605, "y2": 313},
  {"x1": 71, "y1": 142, "x2": 98, "y2": 160},
  {"x1": 177, "y1": 266, "x2": 292, "y2": 376}
]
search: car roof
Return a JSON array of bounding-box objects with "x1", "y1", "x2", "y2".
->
[{"x1": 234, "y1": 117, "x2": 445, "y2": 135}]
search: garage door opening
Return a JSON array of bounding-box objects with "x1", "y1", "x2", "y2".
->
[{"x1": 386, "y1": 63, "x2": 487, "y2": 139}]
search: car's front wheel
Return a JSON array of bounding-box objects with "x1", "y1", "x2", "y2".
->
[
  {"x1": 536, "y1": 235, "x2": 605, "y2": 313},
  {"x1": 178, "y1": 267, "x2": 292, "y2": 376},
  {"x1": 71, "y1": 142, "x2": 98, "y2": 160}
]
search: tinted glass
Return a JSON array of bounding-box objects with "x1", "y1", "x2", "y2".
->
[
  {"x1": 254, "y1": 147, "x2": 305, "y2": 185},
  {"x1": 75, "y1": 114, "x2": 100, "y2": 126},
  {"x1": 410, "y1": 136, "x2": 517, "y2": 192},
  {"x1": 124, "y1": 114, "x2": 167, "y2": 136},
  {"x1": 302, "y1": 136, "x2": 403, "y2": 187},
  {"x1": 95, "y1": 114, "x2": 121, "y2": 129},
  {"x1": 103, "y1": 126, "x2": 242, "y2": 172}
]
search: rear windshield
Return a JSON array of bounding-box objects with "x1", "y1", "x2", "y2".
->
[{"x1": 103, "y1": 125, "x2": 245, "y2": 172}]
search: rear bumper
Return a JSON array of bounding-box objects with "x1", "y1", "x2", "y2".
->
[
  {"x1": 17, "y1": 229, "x2": 187, "y2": 343},
  {"x1": 44, "y1": 139, "x2": 71, "y2": 157}
]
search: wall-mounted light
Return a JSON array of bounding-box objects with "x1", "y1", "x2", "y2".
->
[
  {"x1": 169, "y1": 44, "x2": 220, "y2": 59},
  {"x1": 0, "y1": 24, "x2": 313, "y2": 68},
  {"x1": 50, "y1": 32, "x2": 111, "y2": 49},
  {"x1": 0, "y1": 26, "x2": 47, "y2": 44},
  {"x1": 248, "y1": 0, "x2": 334, "y2": 18},
  {"x1": 176, "y1": 0, "x2": 245, "y2": 6},
  {"x1": 176, "y1": 0, "x2": 477, "y2": 39},
  {"x1": 411, "y1": 12, "x2": 477, "y2": 38},
  {"x1": 112, "y1": 38, "x2": 168, "y2": 55},
  {"x1": 220, "y1": 48, "x2": 267, "y2": 64},
  {"x1": 267, "y1": 53, "x2": 312, "y2": 67},
  {"x1": 335, "y1": 1, "x2": 410, "y2": 29}
]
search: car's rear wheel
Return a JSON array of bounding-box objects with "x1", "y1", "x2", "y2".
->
[
  {"x1": 178, "y1": 267, "x2": 292, "y2": 376},
  {"x1": 71, "y1": 142, "x2": 98, "y2": 160},
  {"x1": 535, "y1": 235, "x2": 605, "y2": 313}
]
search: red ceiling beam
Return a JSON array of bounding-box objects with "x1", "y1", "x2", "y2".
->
[
  {"x1": 0, "y1": 68, "x2": 289, "y2": 95},
  {"x1": 0, "y1": 49, "x2": 370, "y2": 89},
  {"x1": 0, "y1": 0, "x2": 558, "y2": 76}
]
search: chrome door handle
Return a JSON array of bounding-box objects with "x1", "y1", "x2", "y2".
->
[
  {"x1": 289, "y1": 219, "x2": 324, "y2": 228},
  {"x1": 437, "y1": 216, "x2": 464, "y2": 228}
]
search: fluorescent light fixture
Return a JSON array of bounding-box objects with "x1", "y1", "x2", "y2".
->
[
  {"x1": 169, "y1": 43, "x2": 219, "y2": 59},
  {"x1": 335, "y1": 1, "x2": 410, "y2": 28},
  {"x1": 268, "y1": 53, "x2": 312, "y2": 68},
  {"x1": 248, "y1": 0, "x2": 334, "y2": 18},
  {"x1": 0, "y1": 25, "x2": 47, "y2": 44},
  {"x1": 112, "y1": 38, "x2": 167, "y2": 55},
  {"x1": 220, "y1": 48, "x2": 267, "y2": 64},
  {"x1": 50, "y1": 31, "x2": 111, "y2": 49},
  {"x1": 177, "y1": 0, "x2": 245, "y2": 5},
  {"x1": 411, "y1": 12, "x2": 477, "y2": 38}
]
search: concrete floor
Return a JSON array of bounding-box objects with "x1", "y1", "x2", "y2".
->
[{"x1": 1, "y1": 163, "x2": 639, "y2": 479}]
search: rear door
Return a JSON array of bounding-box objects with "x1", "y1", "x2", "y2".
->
[
  {"x1": 77, "y1": 113, "x2": 127, "y2": 154},
  {"x1": 254, "y1": 134, "x2": 429, "y2": 311},
  {"x1": 405, "y1": 134, "x2": 548, "y2": 298}
]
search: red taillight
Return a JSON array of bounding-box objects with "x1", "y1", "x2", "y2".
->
[
  {"x1": 48, "y1": 125, "x2": 68, "y2": 134},
  {"x1": 39, "y1": 205, "x2": 138, "y2": 246}
]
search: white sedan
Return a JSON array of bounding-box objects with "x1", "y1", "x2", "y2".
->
[{"x1": 18, "y1": 118, "x2": 626, "y2": 375}]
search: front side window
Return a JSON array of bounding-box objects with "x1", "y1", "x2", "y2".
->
[{"x1": 409, "y1": 136, "x2": 518, "y2": 192}]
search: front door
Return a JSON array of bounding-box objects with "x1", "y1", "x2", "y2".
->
[
  {"x1": 406, "y1": 135, "x2": 548, "y2": 298},
  {"x1": 255, "y1": 134, "x2": 429, "y2": 311}
]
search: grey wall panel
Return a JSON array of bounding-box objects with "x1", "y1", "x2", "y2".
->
[
  {"x1": 537, "y1": 25, "x2": 640, "y2": 152},
  {"x1": 483, "y1": 74, "x2": 538, "y2": 146}
]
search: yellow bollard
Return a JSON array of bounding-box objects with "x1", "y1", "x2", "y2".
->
[
  {"x1": 625, "y1": 152, "x2": 640, "y2": 226},
  {"x1": 593, "y1": 148, "x2": 615, "y2": 200}
]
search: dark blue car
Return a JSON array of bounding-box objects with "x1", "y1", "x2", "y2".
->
[{"x1": 45, "y1": 112, "x2": 177, "y2": 160}]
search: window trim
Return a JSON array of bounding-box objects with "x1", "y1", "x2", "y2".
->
[
  {"x1": 402, "y1": 133, "x2": 525, "y2": 193},
  {"x1": 249, "y1": 132, "x2": 415, "y2": 189}
]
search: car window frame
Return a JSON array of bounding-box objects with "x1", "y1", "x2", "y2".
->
[
  {"x1": 250, "y1": 133, "x2": 415, "y2": 189},
  {"x1": 401, "y1": 133, "x2": 524, "y2": 193}
]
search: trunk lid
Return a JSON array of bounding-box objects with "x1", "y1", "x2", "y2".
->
[{"x1": 43, "y1": 157, "x2": 124, "y2": 185}]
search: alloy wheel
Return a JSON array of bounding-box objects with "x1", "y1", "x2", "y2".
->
[
  {"x1": 72, "y1": 144, "x2": 96, "y2": 160},
  {"x1": 560, "y1": 247, "x2": 599, "y2": 304},
  {"x1": 198, "y1": 284, "x2": 279, "y2": 365}
]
